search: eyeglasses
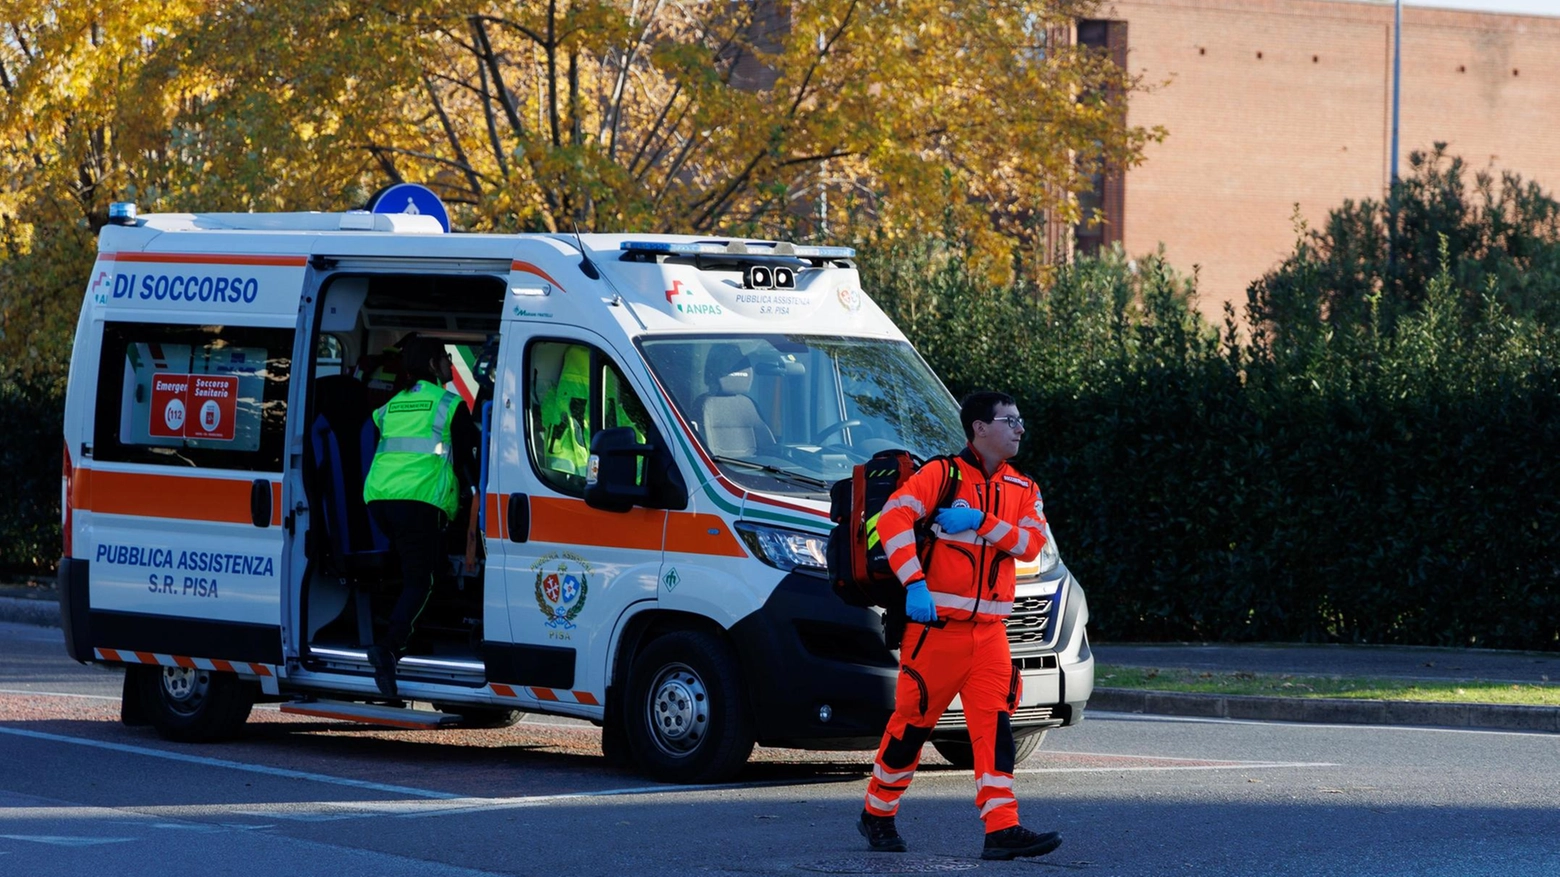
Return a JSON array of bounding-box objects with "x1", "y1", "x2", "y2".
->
[{"x1": 988, "y1": 415, "x2": 1024, "y2": 430}]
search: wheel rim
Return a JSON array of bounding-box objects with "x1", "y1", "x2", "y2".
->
[
  {"x1": 159, "y1": 666, "x2": 210, "y2": 717},
  {"x1": 644, "y1": 661, "x2": 709, "y2": 758}
]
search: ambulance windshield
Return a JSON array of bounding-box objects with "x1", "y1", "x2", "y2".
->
[{"x1": 639, "y1": 335, "x2": 964, "y2": 494}]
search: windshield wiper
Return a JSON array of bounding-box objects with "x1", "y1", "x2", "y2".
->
[{"x1": 710, "y1": 456, "x2": 831, "y2": 490}]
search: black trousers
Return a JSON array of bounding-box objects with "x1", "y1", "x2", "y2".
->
[{"x1": 367, "y1": 499, "x2": 448, "y2": 655}]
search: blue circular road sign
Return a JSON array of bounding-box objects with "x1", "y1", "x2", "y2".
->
[{"x1": 368, "y1": 183, "x2": 451, "y2": 232}]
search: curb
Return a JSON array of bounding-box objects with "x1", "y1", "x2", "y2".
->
[
  {"x1": 1090, "y1": 687, "x2": 1560, "y2": 734},
  {"x1": 0, "y1": 595, "x2": 60, "y2": 629}
]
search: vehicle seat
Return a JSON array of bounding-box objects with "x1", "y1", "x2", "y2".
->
[
  {"x1": 694, "y1": 344, "x2": 776, "y2": 458},
  {"x1": 304, "y1": 374, "x2": 390, "y2": 643}
]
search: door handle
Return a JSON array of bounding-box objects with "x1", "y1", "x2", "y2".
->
[
  {"x1": 250, "y1": 479, "x2": 272, "y2": 528},
  {"x1": 507, "y1": 492, "x2": 530, "y2": 543}
]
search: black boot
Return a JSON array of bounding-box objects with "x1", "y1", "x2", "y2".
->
[
  {"x1": 367, "y1": 645, "x2": 399, "y2": 698},
  {"x1": 857, "y1": 810, "x2": 907, "y2": 853},
  {"x1": 981, "y1": 825, "x2": 1062, "y2": 860}
]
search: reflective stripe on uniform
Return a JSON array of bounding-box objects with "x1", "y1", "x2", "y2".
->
[
  {"x1": 865, "y1": 792, "x2": 898, "y2": 814},
  {"x1": 930, "y1": 592, "x2": 1013, "y2": 616},
  {"x1": 985, "y1": 519, "x2": 1015, "y2": 544},
  {"x1": 893, "y1": 556, "x2": 924, "y2": 582},
  {"x1": 1011, "y1": 528, "x2": 1031, "y2": 557},
  {"x1": 882, "y1": 493, "x2": 925, "y2": 516},
  {"x1": 882, "y1": 530, "x2": 917, "y2": 557},
  {"x1": 977, "y1": 773, "x2": 1014, "y2": 790},
  {"x1": 979, "y1": 796, "x2": 1017, "y2": 817},
  {"x1": 935, "y1": 527, "x2": 984, "y2": 545},
  {"x1": 377, "y1": 436, "x2": 443, "y2": 455},
  {"x1": 431, "y1": 391, "x2": 457, "y2": 441},
  {"x1": 874, "y1": 765, "x2": 916, "y2": 784}
]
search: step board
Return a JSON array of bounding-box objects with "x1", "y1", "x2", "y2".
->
[{"x1": 280, "y1": 699, "x2": 463, "y2": 730}]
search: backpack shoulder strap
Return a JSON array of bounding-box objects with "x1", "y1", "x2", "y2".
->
[{"x1": 933, "y1": 455, "x2": 962, "y2": 510}]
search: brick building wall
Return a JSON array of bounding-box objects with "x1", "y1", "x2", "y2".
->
[{"x1": 1096, "y1": 0, "x2": 1560, "y2": 320}]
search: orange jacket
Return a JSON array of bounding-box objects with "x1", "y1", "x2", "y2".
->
[{"x1": 876, "y1": 446, "x2": 1047, "y2": 622}]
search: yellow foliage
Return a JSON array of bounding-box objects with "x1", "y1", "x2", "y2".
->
[{"x1": 2, "y1": 0, "x2": 1159, "y2": 377}]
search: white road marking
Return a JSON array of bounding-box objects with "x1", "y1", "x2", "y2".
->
[
  {"x1": 0, "y1": 726, "x2": 461, "y2": 800},
  {"x1": 1042, "y1": 747, "x2": 1285, "y2": 764},
  {"x1": 1016, "y1": 761, "x2": 1336, "y2": 774},
  {"x1": 0, "y1": 835, "x2": 135, "y2": 847},
  {"x1": 1093, "y1": 710, "x2": 1560, "y2": 738},
  {"x1": 0, "y1": 725, "x2": 838, "y2": 822}
]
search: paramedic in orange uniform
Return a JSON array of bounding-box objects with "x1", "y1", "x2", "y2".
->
[{"x1": 856, "y1": 391, "x2": 1062, "y2": 861}]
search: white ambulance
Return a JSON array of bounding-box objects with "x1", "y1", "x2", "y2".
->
[{"x1": 59, "y1": 194, "x2": 1093, "y2": 783}]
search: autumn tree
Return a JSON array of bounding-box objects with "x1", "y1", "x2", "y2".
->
[
  {"x1": 3, "y1": 0, "x2": 1157, "y2": 382},
  {"x1": 163, "y1": 0, "x2": 1156, "y2": 273},
  {"x1": 0, "y1": 3, "x2": 210, "y2": 383}
]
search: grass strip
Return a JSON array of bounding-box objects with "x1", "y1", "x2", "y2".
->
[{"x1": 1095, "y1": 664, "x2": 1560, "y2": 707}]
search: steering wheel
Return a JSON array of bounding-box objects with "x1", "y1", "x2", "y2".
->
[{"x1": 814, "y1": 419, "x2": 863, "y2": 445}]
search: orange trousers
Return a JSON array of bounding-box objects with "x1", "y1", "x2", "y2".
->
[{"x1": 863, "y1": 618, "x2": 1022, "y2": 832}]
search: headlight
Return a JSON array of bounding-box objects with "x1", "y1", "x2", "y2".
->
[
  {"x1": 735, "y1": 522, "x2": 828, "y2": 575},
  {"x1": 1036, "y1": 523, "x2": 1061, "y2": 575}
]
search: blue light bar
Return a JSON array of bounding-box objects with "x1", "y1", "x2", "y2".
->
[
  {"x1": 620, "y1": 240, "x2": 732, "y2": 255},
  {"x1": 621, "y1": 239, "x2": 855, "y2": 259},
  {"x1": 791, "y1": 245, "x2": 856, "y2": 258},
  {"x1": 108, "y1": 202, "x2": 138, "y2": 224}
]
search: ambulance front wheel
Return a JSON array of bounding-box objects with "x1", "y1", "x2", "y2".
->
[
  {"x1": 134, "y1": 664, "x2": 255, "y2": 743},
  {"x1": 625, "y1": 630, "x2": 755, "y2": 784},
  {"x1": 932, "y1": 728, "x2": 1047, "y2": 769}
]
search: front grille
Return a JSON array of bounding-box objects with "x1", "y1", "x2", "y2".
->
[
  {"x1": 1006, "y1": 592, "x2": 1058, "y2": 651},
  {"x1": 937, "y1": 703, "x2": 1057, "y2": 729}
]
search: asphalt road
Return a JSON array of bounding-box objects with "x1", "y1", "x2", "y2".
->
[{"x1": 2, "y1": 622, "x2": 1557, "y2": 877}]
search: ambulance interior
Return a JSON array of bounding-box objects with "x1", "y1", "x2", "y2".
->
[
  {"x1": 641, "y1": 334, "x2": 965, "y2": 496},
  {"x1": 300, "y1": 273, "x2": 505, "y2": 673}
]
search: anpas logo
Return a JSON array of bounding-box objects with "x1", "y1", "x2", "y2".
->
[
  {"x1": 533, "y1": 551, "x2": 592, "y2": 629},
  {"x1": 664, "y1": 279, "x2": 723, "y2": 316}
]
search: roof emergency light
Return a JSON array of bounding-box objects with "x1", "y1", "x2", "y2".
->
[
  {"x1": 108, "y1": 202, "x2": 138, "y2": 225},
  {"x1": 620, "y1": 239, "x2": 855, "y2": 261}
]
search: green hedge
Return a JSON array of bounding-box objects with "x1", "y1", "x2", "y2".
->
[
  {"x1": 860, "y1": 229, "x2": 1560, "y2": 650},
  {"x1": 0, "y1": 378, "x2": 64, "y2": 578}
]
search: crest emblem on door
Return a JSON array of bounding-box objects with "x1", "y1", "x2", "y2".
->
[{"x1": 533, "y1": 551, "x2": 592, "y2": 629}]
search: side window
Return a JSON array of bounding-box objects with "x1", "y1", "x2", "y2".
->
[
  {"x1": 527, "y1": 340, "x2": 657, "y2": 496},
  {"x1": 315, "y1": 334, "x2": 346, "y2": 377},
  {"x1": 93, "y1": 322, "x2": 293, "y2": 472}
]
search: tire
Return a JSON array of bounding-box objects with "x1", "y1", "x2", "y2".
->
[
  {"x1": 625, "y1": 630, "x2": 755, "y2": 784},
  {"x1": 136, "y1": 663, "x2": 255, "y2": 743},
  {"x1": 434, "y1": 705, "x2": 525, "y2": 729},
  {"x1": 932, "y1": 728, "x2": 1047, "y2": 769}
]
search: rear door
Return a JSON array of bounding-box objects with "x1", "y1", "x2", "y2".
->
[{"x1": 76, "y1": 253, "x2": 306, "y2": 667}]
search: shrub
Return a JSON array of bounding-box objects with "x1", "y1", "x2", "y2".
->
[{"x1": 859, "y1": 218, "x2": 1560, "y2": 650}]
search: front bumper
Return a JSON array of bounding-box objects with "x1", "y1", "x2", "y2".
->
[{"x1": 729, "y1": 564, "x2": 1093, "y2": 750}]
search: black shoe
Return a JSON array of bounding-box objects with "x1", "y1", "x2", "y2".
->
[
  {"x1": 857, "y1": 810, "x2": 907, "y2": 853},
  {"x1": 981, "y1": 825, "x2": 1062, "y2": 860},
  {"x1": 367, "y1": 645, "x2": 398, "y2": 698}
]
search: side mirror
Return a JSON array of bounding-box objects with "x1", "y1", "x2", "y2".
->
[{"x1": 584, "y1": 427, "x2": 653, "y2": 513}]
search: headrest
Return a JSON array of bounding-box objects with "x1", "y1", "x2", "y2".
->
[
  {"x1": 704, "y1": 344, "x2": 752, "y2": 395},
  {"x1": 557, "y1": 345, "x2": 591, "y2": 398}
]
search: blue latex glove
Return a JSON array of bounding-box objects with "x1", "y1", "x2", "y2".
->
[
  {"x1": 904, "y1": 579, "x2": 938, "y2": 623},
  {"x1": 936, "y1": 506, "x2": 985, "y2": 535}
]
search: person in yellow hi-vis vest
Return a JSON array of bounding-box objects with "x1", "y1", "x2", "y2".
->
[
  {"x1": 363, "y1": 335, "x2": 478, "y2": 697},
  {"x1": 539, "y1": 344, "x2": 591, "y2": 475}
]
